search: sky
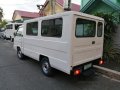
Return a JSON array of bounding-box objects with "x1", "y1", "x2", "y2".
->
[{"x1": 0, "y1": 0, "x2": 81, "y2": 20}]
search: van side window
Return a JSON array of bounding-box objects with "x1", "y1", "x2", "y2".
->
[
  {"x1": 76, "y1": 18, "x2": 96, "y2": 37},
  {"x1": 6, "y1": 24, "x2": 13, "y2": 29},
  {"x1": 97, "y1": 22, "x2": 103, "y2": 37},
  {"x1": 26, "y1": 22, "x2": 38, "y2": 36},
  {"x1": 15, "y1": 24, "x2": 21, "y2": 30},
  {"x1": 16, "y1": 27, "x2": 23, "y2": 37},
  {"x1": 41, "y1": 18, "x2": 62, "y2": 38}
]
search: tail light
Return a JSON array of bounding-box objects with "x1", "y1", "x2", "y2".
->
[
  {"x1": 99, "y1": 59, "x2": 104, "y2": 65},
  {"x1": 74, "y1": 69, "x2": 81, "y2": 75}
]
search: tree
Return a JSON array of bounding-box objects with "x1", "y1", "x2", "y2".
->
[
  {"x1": 0, "y1": 7, "x2": 3, "y2": 21},
  {"x1": 95, "y1": 12, "x2": 120, "y2": 63},
  {"x1": 0, "y1": 7, "x2": 6, "y2": 29},
  {"x1": 0, "y1": 19, "x2": 7, "y2": 28}
]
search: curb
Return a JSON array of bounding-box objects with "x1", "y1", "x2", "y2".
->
[{"x1": 93, "y1": 65, "x2": 120, "y2": 80}]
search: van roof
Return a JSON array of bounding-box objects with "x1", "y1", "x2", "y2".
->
[{"x1": 24, "y1": 11, "x2": 104, "y2": 22}]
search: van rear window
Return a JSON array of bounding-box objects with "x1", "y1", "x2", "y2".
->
[{"x1": 75, "y1": 18, "x2": 96, "y2": 37}]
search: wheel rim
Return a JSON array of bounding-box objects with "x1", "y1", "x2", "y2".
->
[{"x1": 42, "y1": 61, "x2": 49, "y2": 74}]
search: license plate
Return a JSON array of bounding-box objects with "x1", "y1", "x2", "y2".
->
[{"x1": 84, "y1": 63, "x2": 92, "y2": 70}]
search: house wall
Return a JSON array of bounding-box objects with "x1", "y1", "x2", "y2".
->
[
  {"x1": 55, "y1": 3, "x2": 64, "y2": 13},
  {"x1": 13, "y1": 13, "x2": 22, "y2": 21},
  {"x1": 44, "y1": 2, "x2": 51, "y2": 15},
  {"x1": 44, "y1": 2, "x2": 63, "y2": 15}
]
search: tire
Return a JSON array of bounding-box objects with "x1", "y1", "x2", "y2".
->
[
  {"x1": 17, "y1": 48, "x2": 24, "y2": 59},
  {"x1": 41, "y1": 57, "x2": 53, "y2": 76}
]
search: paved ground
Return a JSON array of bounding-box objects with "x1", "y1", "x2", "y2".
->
[{"x1": 0, "y1": 39, "x2": 120, "y2": 90}]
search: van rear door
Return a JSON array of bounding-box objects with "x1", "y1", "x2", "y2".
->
[{"x1": 72, "y1": 16, "x2": 104, "y2": 66}]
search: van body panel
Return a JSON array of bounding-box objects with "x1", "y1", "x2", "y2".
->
[
  {"x1": 72, "y1": 15, "x2": 104, "y2": 67},
  {"x1": 14, "y1": 11, "x2": 104, "y2": 75}
]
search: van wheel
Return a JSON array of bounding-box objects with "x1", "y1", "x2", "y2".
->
[
  {"x1": 41, "y1": 58, "x2": 53, "y2": 76},
  {"x1": 17, "y1": 48, "x2": 24, "y2": 59}
]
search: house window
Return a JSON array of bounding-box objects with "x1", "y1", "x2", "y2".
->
[
  {"x1": 26, "y1": 22, "x2": 38, "y2": 36},
  {"x1": 41, "y1": 18, "x2": 63, "y2": 38},
  {"x1": 97, "y1": 22, "x2": 103, "y2": 37},
  {"x1": 75, "y1": 18, "x2": 96, "y2": 37}
]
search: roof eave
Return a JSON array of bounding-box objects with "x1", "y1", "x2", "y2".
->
[
  {"x1": 80, "y1": 0, "x2": 95, "y2": 12},
  {"x1": 103, "y1": 0, "x2": 120, "y2": 11},
  {"x1": 80, "y1": 0, "x2": 120, "y2": 13}
]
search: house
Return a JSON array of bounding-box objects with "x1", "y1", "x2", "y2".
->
[
  {"x1": 41, "y1": 0, "x2": 80, "y2": 16},
  {"x1": 12, "y1": 0, "x2": 80, "y2": 22},
  {"x1": 12, "y1": 10, "x2": 40, "y2": 22},
  {"x1": 80, "y1": 0, "x2": 120, "y2": 22}
]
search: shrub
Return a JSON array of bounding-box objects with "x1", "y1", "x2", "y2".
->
[{"x1": 95, "y1": 12, "x2": 120, "y2": 63}]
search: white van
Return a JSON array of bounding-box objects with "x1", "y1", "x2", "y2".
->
[
  {"x1": 14, "y1": 11, "x2": 104, "y2": 76},
  {"x1": 5, "y1": 23, "x2": 22, "y2": 41}
]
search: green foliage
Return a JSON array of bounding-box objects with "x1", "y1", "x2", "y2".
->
[
  {"x1": 95, "y1": 12, "x2": 117, "y2": 41},
  {"x1": 103, "y1": 41, "x2": 120, "y2": 63},
  {"x1": 95, "y1": 12, "x2": 120, "y2": 63},
  {"x1": 0, "y1": 7, "x2": 3, "y2": 21},
  {"x1": 0, "y1": 19, "x2": 7, "y2": 28}
]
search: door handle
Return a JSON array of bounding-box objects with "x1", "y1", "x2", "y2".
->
[{"x1": 92, "y1": 41, "x2": 95, "y2": 44}]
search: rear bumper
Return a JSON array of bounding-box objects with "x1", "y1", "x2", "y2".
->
[{"x1": 70, "y1": 58, "x2": 103, "y2": 75}]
